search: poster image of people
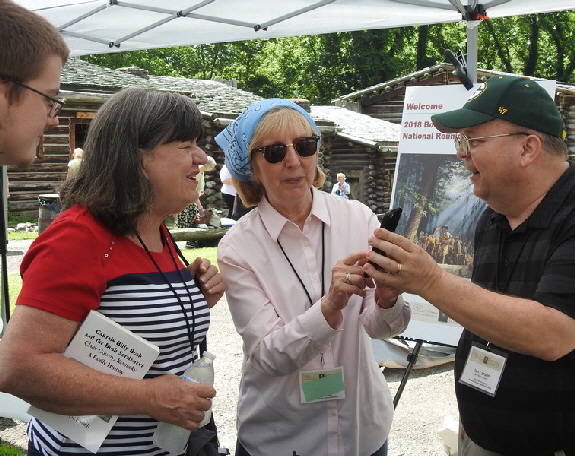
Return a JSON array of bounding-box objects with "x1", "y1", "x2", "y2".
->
[{"x1": 391, "y1": 152, "x2": 486, "y2": 280}]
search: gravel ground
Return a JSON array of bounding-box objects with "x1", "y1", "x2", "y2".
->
[{"x1": 0, "y1": 240, "x2": 459, "y2": 455}]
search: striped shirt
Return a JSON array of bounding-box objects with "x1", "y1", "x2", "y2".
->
[
  {"x1": 18, "y1": 206, "x2": 209, "y2": 455},
  {"x1": 454, "y1": 161, "x2": 575, "y2": 456}
]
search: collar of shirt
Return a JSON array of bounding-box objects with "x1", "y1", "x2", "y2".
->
[{"x1": 258, "y1": 187, "x2": 331, "y2": 240}]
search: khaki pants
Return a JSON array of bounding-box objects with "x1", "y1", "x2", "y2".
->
[{"x1": 460, "y1": 431, "x2": 566, "y2": 456}]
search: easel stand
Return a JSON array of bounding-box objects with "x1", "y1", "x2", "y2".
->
[{"x1": 392, "y1": 339, "x2": 423, "y2": 409}]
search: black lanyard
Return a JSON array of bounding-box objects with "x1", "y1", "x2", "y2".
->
[
  {"x1": 136, "y1": 229, "x2": 197, "y2": 350},
  {"x1": 276, "y1": 222, "x2": 326, "y2": 308}
]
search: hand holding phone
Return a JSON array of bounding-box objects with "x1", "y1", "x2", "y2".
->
[{"x1": 369, "y1": 207, "x2": 402, "y2": 270}]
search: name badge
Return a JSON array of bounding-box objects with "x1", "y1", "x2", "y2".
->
[
  {"x1": 458, "y1": 343, "x2": 507, "y2": 397},
  {"x1": 299, "y1": 367, "x2": 345, "y2": 403}
]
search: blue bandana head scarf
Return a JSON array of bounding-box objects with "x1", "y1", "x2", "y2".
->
[{"x1": 214, "y1": 98, "x2": 320, "y2": 182}]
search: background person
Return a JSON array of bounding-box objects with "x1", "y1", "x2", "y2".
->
[
  {"x1": 0, "y1": 88, "x2": 224, "y2": 455},
  {"x1": 177, "y1": 155, "x2": 217, "y2": 248},
  {"x1": 0, "y1": 0, "x2": 69, "y2": 167},
  {"x1": 366, "y1": 76, "x2": 575, "y2": 456},
  {"x1": 331, "y1": 172, "x2": 351, "y2": 199},
  {"x1": 66, "y1": 147, "x2": 83, "y2": 178},
  {"x1": 219, "y1": 164, "x2": 236, "y2": 219},
  {"x1": 215, "y1": 99, "x2": 411, "y2": 456}
]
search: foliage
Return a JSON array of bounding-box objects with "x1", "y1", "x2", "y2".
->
[{"x1": 80, "y1": 12, "x2": 575, "y2": 104}]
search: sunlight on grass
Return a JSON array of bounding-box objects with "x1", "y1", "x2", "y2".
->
[
  {"x1": 7, "y1": 232, "x2": 38, "y2": 241},
  {"x1": 8, "y1": 274, "x2": 22, "y2": 313},
  {"x1": 181, "y1": 247, "x2": 218, "y2": 267}
]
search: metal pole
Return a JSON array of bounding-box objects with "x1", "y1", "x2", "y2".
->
[
  {"x1": 0, "y1": 166, "x2": 10, "y2": 337},
  {"x1": 466, "y1": 19, "x2": 481, "y2": 85}
]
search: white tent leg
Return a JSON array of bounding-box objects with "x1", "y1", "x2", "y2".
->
[{"x1": 466, "y1": 19, "x2": 481, "y2": 84}]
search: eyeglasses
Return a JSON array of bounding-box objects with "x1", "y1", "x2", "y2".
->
[
  {"x1": 1, "y1": 76, "x2": 66, "y2": 118},
  {"x1": 454, "y1": 132, "x2": 529, "y2": 157},
  {"x1": 252, "y1": 136, "x2": 319, "y2": 164}
]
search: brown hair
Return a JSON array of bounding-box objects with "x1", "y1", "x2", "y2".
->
[
  {"x1": 0, "y1": 0, "x2": 69, "y2": 102},
  {"x1": 506, "y1": 121, "x2": 568, "y2": 158},
  {"x1": 234, "y1": 107, "x2": 326, "y2": 206},
  {"x1": 59, "y1": 88, "x2": 203, "y2": 236}
]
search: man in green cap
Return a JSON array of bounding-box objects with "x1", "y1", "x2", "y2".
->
[{"x1": 364, "y1": 75, "x2": 575, "y2": 456}]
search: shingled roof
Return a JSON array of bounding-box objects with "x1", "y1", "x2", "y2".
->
[
  {"x1": 311, "y1": 106, "x2": 399, "y2": 145},
  {"x1": 60, "y1": 58, "x2": 262, "y2": 115},
  {"x1": 59, "y1": 58, "x2": 399, "y2": 146}
]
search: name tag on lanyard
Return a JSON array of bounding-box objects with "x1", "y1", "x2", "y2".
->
[
  {"x1": 300, "y1": 367, "x2": 345, "y2": 403},
  {"x1": 459, "y1": 343, "x2": 508, "y2": 397}
]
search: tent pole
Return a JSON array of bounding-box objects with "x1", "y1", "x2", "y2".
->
[
  {"x1": 0, "y1": 166, "x2": 9, "y2": 337},
  {"x1": 466, "y1": 20, "x2": 480, "y2": 84}
]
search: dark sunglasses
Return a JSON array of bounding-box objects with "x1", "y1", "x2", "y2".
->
[{"x1": 252, "y1": 136, "x2": 319, "y2": 164}]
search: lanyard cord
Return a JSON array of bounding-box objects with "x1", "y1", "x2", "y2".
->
[
  {"x1": 276, "y1": 222, "x2": 326, "y2": 307},
  {"x1": 136, "y1": 229, "x2": 197, "y2": 351}
]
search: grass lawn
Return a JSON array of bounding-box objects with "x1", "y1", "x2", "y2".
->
[{"x1": 0, "y1": 443, "x2": 25, "y2": 456}]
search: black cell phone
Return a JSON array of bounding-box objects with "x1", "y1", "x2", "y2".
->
[{"x1": 369, "y1": 207, "x2": 402, "y2": 269}]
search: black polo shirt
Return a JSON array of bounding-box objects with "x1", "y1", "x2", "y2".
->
[{"x1": 455, "y1": 161, "x2": 575, "y2": 456}]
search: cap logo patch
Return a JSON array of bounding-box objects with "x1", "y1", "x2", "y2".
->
[
  {"x1": 466, "y1": 83, "x2": 487, "y2": 102},
  {"x1": 498, "y1": 107, "x2": 508, "y2": 115}
]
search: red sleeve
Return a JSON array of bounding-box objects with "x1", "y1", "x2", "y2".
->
[{"x1": 17, "y1": 211, "x2": 108, "y2": 321}]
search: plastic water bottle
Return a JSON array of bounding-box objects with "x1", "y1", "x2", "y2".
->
[{"x1": 153, "y1": 352, "x2": 216, "y2": 455}]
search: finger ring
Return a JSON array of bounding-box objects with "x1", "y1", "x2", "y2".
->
[
  {"x1": 396, "y1": 263, "x2": 402, "y2": 274},
  {"x1": 344, "y1": 272, "x2": 352, "y2": 285}
]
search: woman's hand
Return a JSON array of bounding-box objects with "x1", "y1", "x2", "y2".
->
[
  {"x1": 321, "y1": 251, "x2": 372, "y2": 328},
  {"x1": 187, "y1": 258, "x2": 224, "y2": 308},
  {"x1": 145, "y1": 375, "x2": 216, "y2": 429}
]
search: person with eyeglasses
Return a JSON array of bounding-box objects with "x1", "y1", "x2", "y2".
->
[
  {"x1": 215, "y1": 99, "x2": 411, "y2": 456},
  {"x1": 366, "y1": 75, "x2": 575, "y2": 456},
  {"x1": 0, "y1": 0, "x2": 69, "y2": 167}
]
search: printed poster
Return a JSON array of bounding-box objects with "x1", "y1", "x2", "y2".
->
[{"x1": 391, "y1": 81, "x2": 556, "y2": 346}]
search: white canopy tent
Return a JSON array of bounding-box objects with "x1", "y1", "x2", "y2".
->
[
  {"x1": 12, "y1": 0, "x2": 575, "y2": 81},
  {"x1": 2, "y1": 0, "x2": 575, "y2": 331}
]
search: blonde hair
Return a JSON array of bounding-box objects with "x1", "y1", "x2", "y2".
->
[
  {"x1": 234, "y1": 107, "x2": 325, "y2": 207},
  {"x1": 337, "y1": 173, "x2": 346, "y2": 179}
]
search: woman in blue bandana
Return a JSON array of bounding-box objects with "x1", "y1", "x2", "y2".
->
[{"x1": 216, "y1": 99, "x2": 411, "y2": 456}]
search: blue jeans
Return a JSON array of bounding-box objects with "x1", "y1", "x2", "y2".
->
[{"x1": 236, "y1": 440, "x2": 388, "y2": 456}]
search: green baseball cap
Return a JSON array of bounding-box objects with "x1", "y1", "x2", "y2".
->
[{"x1": 431, "y1": 75, "x2": 566, "y2": 139}]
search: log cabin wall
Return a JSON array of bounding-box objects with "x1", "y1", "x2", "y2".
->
[{"x1": 324, "y1": 137, "x2": 397, "y2": 214}]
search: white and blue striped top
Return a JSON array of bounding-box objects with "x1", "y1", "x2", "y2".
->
[{"x1": 18, "y1": 206, "x2": 210, "y2": 455}]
